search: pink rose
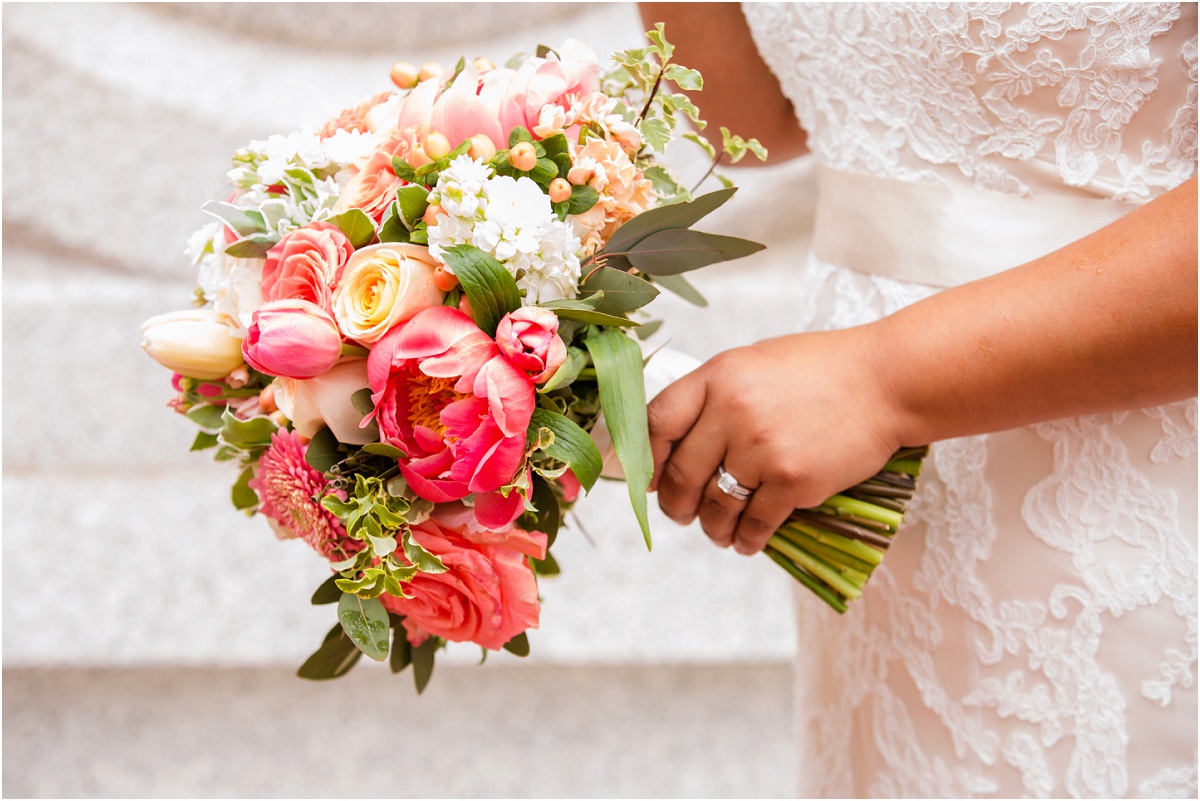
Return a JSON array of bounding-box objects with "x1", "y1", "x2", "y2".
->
[
  {"x1": 366, "y1": 306, "x2": 535, "y2": 530},
  {"x1": 261, "y1": 222, "x2": 354, "y2": 312},
  {"x1": 242, "y1": 300, "x2": 343, "y2": 380},
  {"x1": 379, "y1": 511, "x2": 546, "y2": 650},
  {"x1": 495, "y1": 307, "x2": 567, "y2": 383}
]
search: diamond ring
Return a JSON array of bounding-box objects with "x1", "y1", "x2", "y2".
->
[{"x1": 716, "y1": 464, "x2": 755, "y2": 501}]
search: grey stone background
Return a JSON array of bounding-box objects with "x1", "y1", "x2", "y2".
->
[{"x1": 3, "y1": 3, "x2": 817, "y2": 797}]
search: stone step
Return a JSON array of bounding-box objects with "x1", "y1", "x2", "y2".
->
[{"x1": 4, "y1": 663, "x2": 796, "y2": 798}]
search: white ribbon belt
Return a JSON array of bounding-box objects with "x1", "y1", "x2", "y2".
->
[{"x1": 812, "y1": 165, "x2": 1138, "y2": 288}]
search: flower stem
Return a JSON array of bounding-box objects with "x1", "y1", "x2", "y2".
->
[
  {"x1": 823, "y1": 495, "x2": 904, "y2": 530},
  {"x1": 341, "y1": 343, "x2": 370, "y2": 359},
  {"x1": 769, "y1": 536, "x2": 863, "y2": 600},
  {"x1": 764, "y1": 545, "x2": 847, "y2": 614},
  {"x1": 781, "y1": 521, "x2": 884, "y2": 567}
]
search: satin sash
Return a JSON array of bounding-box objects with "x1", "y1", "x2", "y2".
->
[{"x1": 812, "y1": 165, "x2": 1139, "y2": 288}]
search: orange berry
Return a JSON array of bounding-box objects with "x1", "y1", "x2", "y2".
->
[
  {"x1": 548, "y1": 177, "x2": 572, "y2": 203},
  {"x1": 424, "y1": 131, "x2": 451, "y2": 161},
  {"x1": 433, "y1": 266, "x2": 460, "y2": 292},
  {"x1": 473, "y1": 57, "x2": 495, "y2": 73},
  {"x1": 418, "y1": 62, "x2": 444, "y2": 82},
  {"x1": 468, "y1": 134, "x2": 496, "y2": 162},
  {"x1": 509, "y1": 141, "x2": 537, "y2": 172},
  {"x1": 258, "y1": 384, "x2": 278, "y2": 414},
  {"x1": 408, "y1": 145, "x2": 432, "y2": 168},
  {"x1": 422, "y1": 204, "x2": 444, "y2": 226},
  {"x1": 390, "y1": 61, "x2": 419, "y2": 89}
]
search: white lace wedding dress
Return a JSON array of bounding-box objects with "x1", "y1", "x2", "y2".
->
[{"x1": 743, "y1": 4, "x2": 1198, "y2": 797}]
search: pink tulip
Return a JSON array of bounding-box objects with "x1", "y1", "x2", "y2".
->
[
  {"x1": 242, "y1": 299, "x2": 343, "y2": 380},
  {"x1": 495, "y1": 307, "x2": 567, "y2": 383},
  {"x1": 365, "y1": 306, "x2": 535, "y2": 530}
]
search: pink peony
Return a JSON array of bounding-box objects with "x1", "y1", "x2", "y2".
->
[
  {"x1": 261, "y1": 222, "x2": 354, "y2": 313},
  {"x1": 379, "y1": 511, "x2": 546, "y2": 650},
  {"x1": 242, "y1": 300, "x2": 344, "y2": 380},
  {"x1": 250, "y1": 430, "x2": 361, "y2": 563},
  {"x1": 495, "y1": 307, "x2": 567, "y2": 384},
  {"x1": 366, "y1": 306, "x2": 535, "y2": 530}
]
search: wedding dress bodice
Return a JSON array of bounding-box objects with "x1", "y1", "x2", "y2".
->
[{"x1": 743, "y1": 4, "x2": 1197, "y2": 797}]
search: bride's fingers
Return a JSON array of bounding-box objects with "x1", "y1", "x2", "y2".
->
[
  {"x1": 731, "y1": 483, "x2": 796, "y2": 556},
  {"x1": 647, "y1": 370, "x2": 708, "y2": 493},
  {"x1": 655, "y1": 414, "x2": 726, "y2": 525},
  {"x1": 697, "y1": 466, "x2": 758, "y2": 548}
]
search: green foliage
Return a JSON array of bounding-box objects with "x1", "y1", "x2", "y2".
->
[
  {"x1": 720, "y1": 126, "x2": 768, "y2": 164},
  {"x1": 310, "y1": 575, "x2": 343, "y2": 605},
  {"x1": 532, "y1": 550, "x2": 561, "y2": 576},
  {"x1": 502, "y1": 632, "x2": 531, "y2": 657},
  {"x1": 297, "y1": 624, "x2": 363, "y2": 680},
  {"x1": 412, "y1": 637, "x2": 440, "y2": 694},
  {"x1": 625, "y1": 229, "x2": 766, "y2": 276},
  {"x1": 567, "y1": 185, "x2": 600, "y2": 215},
  {"x1": 223, "y1": 233, "x2": 279, "y2": 259},
  {"x1": 440, "y1": 245, "x2": 522, "y2": 336},
  {"x1": 201, "y1": 201, "x2": 265, "y2": 237},
  {"x1": 190, "y1": 430, "x2": 219, "y2": 451},
  {"x1": 338, "y1": 593, "x2": 390, "y2": 661},
  {"x1": 641, "y1": 165, "x2": 692, "y2": 206},
  {"x1": 650, "y1": 273, "x2": 708, "y2": 307},
  {"x1": 526, "y1": 408, "x2": 603, "y2": 492},
  {"x1": 220, "y1": 406, "x2": 278, "y2": 450},
  {"x1": 602, "y1": 187, "x2": 736, "y2": 255},
  {"x1": 522, "y1": 475, "x2": 562, "y2": 547},
  {"x1": 326, "y1": 208, "x2": 376, "y2": 248},
  {"x1": 304, "y1": 427, "x2": 341, "y2": 473},
  {"x1": 538, "y1": 299, "x2": 640, "y2": 328},
  {"x1": 583, "y1": 331, "x2": 653, "y2": 548},
  {"x1": 231, "y1": 465, "x2": 257, "y2": 511},
  {"x1": 581, "y1": 268, "x2": 660, "y2": 314},
  {"x1": 389, "y1": 621, "x2": 413, "y2": 674},
  {"x1": 538, "y1": 347, "x2": 588, "y2": 394},
  {"x1": 185, "y1": 404, "x2": 226, "y2": 431}
]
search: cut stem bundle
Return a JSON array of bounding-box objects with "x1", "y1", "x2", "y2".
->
[{"x1": 765, "y1": 446, "x2": 929, "y2": 612}]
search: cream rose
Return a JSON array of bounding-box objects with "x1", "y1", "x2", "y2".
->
[
  {"x1": 273, "y1": 359, "x2": 377, "y2": 445},
  {"x1": 331, "y1": 243, "x2": 444, "y2": 344}
]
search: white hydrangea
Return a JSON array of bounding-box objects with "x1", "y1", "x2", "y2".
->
[
  {"x1": 248, "y1": 131, "x2": 330, "y2": 185},
  {"x1": 321, "y1": 129, "x2": 383, "y2": 169}
]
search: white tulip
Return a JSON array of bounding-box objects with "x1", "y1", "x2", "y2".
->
[{"x1": 140, "y1": 309, "x2": 245, "y2": 381}]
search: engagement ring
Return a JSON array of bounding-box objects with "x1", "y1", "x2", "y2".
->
[{"x1": 716, "y1": 465, "x2": 755, "y2": 501}]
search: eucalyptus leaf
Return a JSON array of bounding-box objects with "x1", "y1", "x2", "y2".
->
[
  {"x1": 526, "y1": 408, "x2": 603, "y2": 492},
  {"x1": 626, "y1": 229, "x2": 765, "y2": 275},
  {"x1": 390, "y1": 626, "x2": 413, "y2": 674},
  {"x1": 583, "y1": 331, "x2": 653, "y2": 548},
  {"x1": 231, "y1": 465, "x2": 257, "y2": 511},
  {"x1": 651, "y1": 273, "x2": 709, "y2": 307},
  {"x1": 337, "y1": 594, "x2": 390, "y2": 661},
  {"x1": 326, "y1": 208, "x2": 376, "y2": 248},
  {"x1": 305, "y1": 427, "x2": 341, "y2": 473},
  {"x1": 600, "y1": 187, "x2": 737, "y2": 257},
  {"x1": 297, "y1": 624, "x2": 362, "y2": 680},
  {"x1": 581, "y1": 268, "x2": 660, "y2": 314},
  {"x1": 440, "y1": 245, "x2": 521, "y2": 336},
  {"x1": 538, "y1": 302, "x2": 640, "y2": 328},
  {"x1": 224, "y1": 233, "x2": 279, "y2": 260},
  {"x1": 362, "y1": 442, "x2": 407, "y2": 459},
  {"x1": 634, "y1": 319, "x2": 665, "y2": 340},
  {"x1": 502, "y1": 632, "x2": 530, "y2": 657},
  {"x1": 412, "y1": 637, "x2": 439, "y2": 694},
  {"x1": 311, "y1": 575, "x2": 343, "y2": 605},
  {"x1": 351, "y1": 388, "x2": 375, "y2": 416}
]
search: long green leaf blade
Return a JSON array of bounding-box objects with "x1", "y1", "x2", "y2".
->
[
  {"x1": 652, "y1": 273, "x2": 709, "y2": 307},
  {"x1": 440, "y1": 245, "x2": 521, "y2": 336},
  {"x1": 527, "y1": 408, "x2": 604, "y2": 492},
  {"x1": 599, "y1": 187, "x2": 737, "y2": 256},
  {"x1": 583, "y1": 331, "x2": 653, "y2": 548},
  {"x1": 628, "y1": 229, "x2": 765, "y2": 276}
]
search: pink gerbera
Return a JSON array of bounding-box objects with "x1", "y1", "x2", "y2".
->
[{"x1": 250, "y1": 429, "x2": 361, "y2": 562}]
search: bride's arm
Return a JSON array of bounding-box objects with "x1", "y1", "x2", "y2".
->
[
  {"x1": 647, "y1": 177, "x2": 1198, "y2": 554},
  {"x1": 639, "y1": 2, "x2": 808, "y2": 163}
]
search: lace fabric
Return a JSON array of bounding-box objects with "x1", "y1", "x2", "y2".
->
[{"x1": 744, "y1": 3, "x2": 1198, "y2": 797}]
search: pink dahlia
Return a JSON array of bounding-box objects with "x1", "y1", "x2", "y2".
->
[{"x1": 249, "y1": 429, "x2": 361, "y2": 562}]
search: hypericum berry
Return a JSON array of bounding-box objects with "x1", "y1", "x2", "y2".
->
[
  {"x1": 408, "y1": 145, "x2": 433, "y2": 168},
  {"x1": 468, "y1": 134, "x2": 496, "y2": 162},
  {"x1": 424, "y1": 131, "x2": 451, "y2": 161},
  {"x1": 433, "y1": 266, "x2": 460, "y2": 292},
  {"x1": 422, "y1": 204, "x2": 445, "y2": 226},
  {"x1": 390, "y1": 61, "x2": 419, "y2": 89},
  {"x1": 548, "y1": 177, "x2": 572, "y2": 203},
  {"x1": 418, "y1": 62, "x2": 444, "y2": 82},
  {"x1": 509, "y1": 142, "x2": 537, "y2": 172},
  {"x1": 473, "y1": 57, "x2": 495, "y2": 72}
]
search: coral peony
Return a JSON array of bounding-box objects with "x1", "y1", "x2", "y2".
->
[
  {"x1": 379, "y1": 511, "x2": 546, "y2": 650},
  {"x1": 250, "y1": 430, "x2": 361, "y2": 562}
]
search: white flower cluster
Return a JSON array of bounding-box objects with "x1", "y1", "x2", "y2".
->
[
  {"x1": 186, "y1": 221, "x2": 262, "y2": 336},
  {"x1": 427, "y1": 156, "x2": 583, "y2": 304}
]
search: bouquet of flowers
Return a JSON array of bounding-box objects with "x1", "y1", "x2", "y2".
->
[{"x1": 141, "y1": 27, "x2": 925, "y2": 690}]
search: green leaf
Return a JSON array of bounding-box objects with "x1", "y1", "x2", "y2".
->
[
  {"x1": 508, "y1": 126, "x2": 533, "y2": 148},
  {"x1": 326, "y1": 208, "x2": 376, "y2": 248},
  {"x1": 527, "y1": 408, "x2": 603, "y2": 492},
  {"x1": 532, "y1": 550, "x2": 561, "y2": 576},
  {"x1": 305, "y1": 427, "x2": 341, "y2": 472},
  {"x1": 583, "y1": 331, "x2": 653, "y2": 548},
  {"x1": 651, "y1": 273, "x2": 708, "y2": 307},
  {"x1": 390, "y1": 625, "x2": 413, "y2": 674},
  {"x1": 664, "y1": 64, "x2": 702, "y2": 91},
  {"x1": 201, "y1": 201, "x2": 265, "y2": 237},
  {"x1": 535, "y1": 44, "x2": 558, "y2": 59},
  {"x1": 297, "y1": 624, "x2": 362, "y2": 680},
  {"x1": 337, "y1": 593, "x2": 390, "y2": 661},
  {"x1": 311, "y1": 575, "x2": 343, "y2": 605},
  {"x1": 412, "y1": 637, "x2": 438, "y2": 694},
  {"x1": 530, "y1": 157, "x2": 558, "y2": 183},
  {"x1": 538, "y1": 300, "x2": 640, "y2": 328},
  {"x1": 538, "y1": 347, "x2": 588, "y2": 394},
  {"x1": 626, "y1": 229, "x2": 765, "y2": 275},
  {"x1": 682, "y1": 132, "x2": 716, "y2": 159},
  {"x1": 581, "y1": 268, "x2": 660, "y2": 314},
  {"x1": 634, "y1": 319, "x2": 664, "y2": 340},
  {"x1": 641, "y1": 164, "x2": 692, "y2": 205},
  {"x1": 350, "y1": 388, "x2": 374, "y2": 416},
  {"x1": 377, "y1": 201, "x2": 411, "y2": 244},
  {"x1": 368, "y1": 534, "x2": 398, "y2": 558},
  {"x1": 640, "y1": 117, "x2": 671, "y2": 152},
  {"x1": 601, "y1": 187, "x2": 737, "y2": 257},
  {"x1": 525, "y1": 475, "x2": 562, "y2": 546},
  {"x1": 231, "y1": 465, "x2": 257, "y2": 511},
  {"x1": 391, "y1": 157, "x2": 416, "y2": 182},
  {"x1": 223, "y1": 233, "x2": 279, "y2": 259},
  {"x1": 190, "y1": 430, "x2": 219, "y2": 451},
  {"x1": 403, "y1": 533, "x2": 448, "y2": 574},
  {"x1": 567, "y1": 184, "x2": 599, "y2": 215},
  {"x1": 185, "y1": 404, "x2": 226, "y2": 431},
  {"x1": 539, "y1": 132, "x2": 570, "y2": 161},
  {"x1": 439, "y1": 245, "x2": 521, "y2": 336},
  {"x1": 645, "y1": 22, "x2": 675, "y2": 59},
  {"x1": 395, "y1": 185, "x2": 430, "y2": 230},
  {"x1": 362, "y1": 442, "x2": 406, "y2": 459},
  {"x1": 502, "y1": 632, "x2": 530, "y2": 657},
  {"x1": 220, "y1": 407, "x2": 278, "y2": 450},
  {"x1": 664, "y1": 92, "x2": 703, "y2": 125}
]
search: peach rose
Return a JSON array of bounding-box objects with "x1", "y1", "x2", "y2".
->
[
  {"x1": 332, "y1": 242, "x2": 444, "y2": 345},
  {"x1": 379, "y1": 511, "x2": 546, "y2": 650},
  {"x1": 273, "y1": 359, "x2": 377, "y2": 445},
  {"x1": 261, "y1": 222, "x2": 354, "y2": 313},
  {"x1": 333, "y1": 125, "x2": 424, "y2": 223},
  {"x1": 567, "y1": 137, "x2": 655, "y2": 245}
]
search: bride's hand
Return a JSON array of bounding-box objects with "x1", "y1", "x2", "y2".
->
[{"x1": 647, "y1": 323, "x2": 904, "y2": 556}]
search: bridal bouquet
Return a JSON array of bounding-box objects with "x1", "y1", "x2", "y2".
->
[{"x1": 140, "y1": 28, "x2": 776, "y2": 690}]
